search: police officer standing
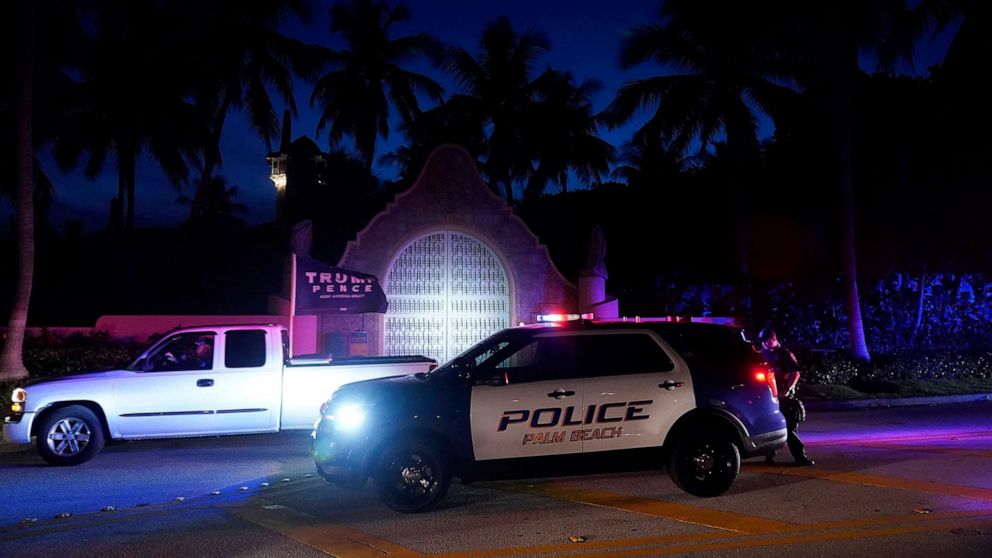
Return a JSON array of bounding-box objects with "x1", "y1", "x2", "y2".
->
[{"x1": 758, "y1": 327, "x2": 814, "y2": 466}]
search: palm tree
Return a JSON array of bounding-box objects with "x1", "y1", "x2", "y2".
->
[
  {"x1": 604, "y1": 0, "x2": 798, "y2": 278},
  {"x1": 52, "y1": 1, "x2": 206, "y2": 231},
  {"x1": 522, "y1": 69, "x2": 615, "y2": 201},
  {"x1": 605, "y1": 1, "x2": 797, "y2": 156},
  {"x1": 188, "y1": 0, "x2": 324, "y2": 208},
  {"x1": 1, "y1": 1, "x2": 82, "y2": 380},
  {"x1": 0, "y1": 2, "x2": 38, "y2": 381},
  {"x1": 442, "y1": 17, "x2": 552, "y2": 202},
  {"x1": 380, "y1": 101, "x2": 488, "y2": 186},
  {"x1": 178, "y1": 174, "x2": 248, "y2": 228},
  {"x1": 311, "y1": 0, "x2": 444, "y2": 170},
  {"x1": 613, "y1": 135, "x2": 687, "y2": 191},
  {"x1": 788, "y1": 1, "x2": 921, "y2": 361}
]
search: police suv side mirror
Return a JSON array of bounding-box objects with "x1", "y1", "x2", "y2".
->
[
  {"x1": 450, "y1": 356, "x2": 475, "y2": 381},
  {"x1": 474, "y1": 372, "x2": 506, "y2": 386}
]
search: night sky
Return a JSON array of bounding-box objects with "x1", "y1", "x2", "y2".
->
[{"x1": 5, "y1": 0, "x2": 955, "y2": 233}]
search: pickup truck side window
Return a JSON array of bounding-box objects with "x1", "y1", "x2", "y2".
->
[
  {"x1": 147, "y1": 332, "x2": 215, "y2": 372},
  {"x1": 225, "y1": 330, "x2": 267, "y2": 368},
  {"x1": 575, "y1": 333, "x2": 675, "y2": 378}
]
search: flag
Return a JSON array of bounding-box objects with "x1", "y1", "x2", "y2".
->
[{"x1": 294, "y1": 256, "x2": 388, "y2": 314}]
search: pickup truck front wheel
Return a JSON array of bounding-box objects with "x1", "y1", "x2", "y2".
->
[
  {"x1": 37, "y1": 405, "x2": 105, "y2": 466},
  {"x1": 374, "y1": 439, "x2": 450, "y2": 513},
  {"x1": 668, "y1": 430, "x2": 740, "y2": 497}
]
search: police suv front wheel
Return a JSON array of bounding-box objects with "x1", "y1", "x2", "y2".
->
[
  {"x1": 374, "y1": 440, "x2": 451, "y2": 513},
  {"x1": 668, "y1": 431, "x2": 740, "y2": 497}
]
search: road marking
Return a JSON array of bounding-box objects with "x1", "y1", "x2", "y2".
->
[
  {"x1": 810, "y1": 429, "x2": 992, "y2": 457},
  {"x1": 745, "y1": 463, "x2": 992, "y2": 501},
  {"x1": 844, "y1": 443, "x2": 992, "y2": 458},
  {"x1": 427, "y1": 512, "x2": 992, "y2": 558},
  {"x1": 571, "y1": 517, "x2": 992, "y2": 557},
  {"x1": 810, "y1": 430, "x2": 992, "y2": 446},
  {"x1": 807, "y1": 509, "x2": 992, "y2": 531},
  {"x1": 0, "y1": 507, "x2": 180, "y2": 542},
  {"x1": 428, "y1": 532, "x2": 736, "y2": 558},
  {"x1": 503, "y1": 483, "x2": 794, "y2": 534},
  {"x1": 231, "y1": 498, "x2": 422, "y2": 557}
]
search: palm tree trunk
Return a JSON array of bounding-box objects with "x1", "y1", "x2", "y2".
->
[
  {"x1": 126, "y1": 165, "x2": 136, "y2": 230},
  {"x1": 0, "y1": 2, "x2": 36, "y2": 381},
  {"x1": 909, "y1": 272, "x2": 927, "y2": 346},
  {"x1": 834, "y1": 63, "x2": 870, "y2": 362},
  {"x1": 119, "y1": 147, "x2": 136, "y2": 230},
  {"x1": 113, "y1": 170, "x2": 126, "y2": 230},
  {"x1": 196, "y1": 95, "x2": 233, "y2": 218},
  {"x1": 840, "y1": 156, "x2": 869, "y2": 361}
]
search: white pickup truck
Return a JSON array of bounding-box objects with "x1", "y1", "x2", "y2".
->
[{"x1": 2, "y1": 324, "x2": 436, "y2": 466}]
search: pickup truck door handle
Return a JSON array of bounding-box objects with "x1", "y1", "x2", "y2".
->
[
  {"x1": 658, "y1": 380, "x2": 684, "y2": 391},
  {"x1": 547, "y1": 389, "x2": 576, "y2": 399},
  {"x1": 197, "y1": 379, "x2": 214, "y2": 387}
]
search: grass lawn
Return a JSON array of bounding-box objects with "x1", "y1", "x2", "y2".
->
[{"x1": 802, "y1": 378, "x2": 992, "y2": 400}]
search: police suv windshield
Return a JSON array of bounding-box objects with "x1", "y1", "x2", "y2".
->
[{"x1": 431, "y1": 328, "x2": 541, "y2": 379}]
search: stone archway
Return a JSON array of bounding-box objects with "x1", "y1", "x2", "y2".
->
[{"x1": 383, "y1": 230, "x2": 511, "y2": 363}]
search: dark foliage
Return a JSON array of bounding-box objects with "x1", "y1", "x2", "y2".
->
[{"x1": 798, "y1": 350, "x2": 992, "y2": 387}]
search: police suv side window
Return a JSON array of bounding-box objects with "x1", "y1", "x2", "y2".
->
[{"x1": 576, "y1": 333, "x2": 675, "y2": 378}]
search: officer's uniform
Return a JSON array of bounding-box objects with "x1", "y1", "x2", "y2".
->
[{"x1": 760, "y1": 343, "x2": 814, "y2": 465}]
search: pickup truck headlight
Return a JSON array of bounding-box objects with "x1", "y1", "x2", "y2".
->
[
  {"x1": 327, "y1": 402, "x2": 372, "y2": 432},
  {"x1": 10, "y1": 388, "x2": 26, "y2": 413}
]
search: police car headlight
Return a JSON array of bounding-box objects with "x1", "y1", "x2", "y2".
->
[{"x1": 328, "y1": 403, "x2": 372, "y2": 432}]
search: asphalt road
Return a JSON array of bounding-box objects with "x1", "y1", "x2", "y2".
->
[{"x1": 2, "y1": 401, "x2": 991, "y2": 557}]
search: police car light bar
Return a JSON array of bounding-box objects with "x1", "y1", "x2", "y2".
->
[{"x1": 536, "y1": 313, "x2": 594, "y2": 323}]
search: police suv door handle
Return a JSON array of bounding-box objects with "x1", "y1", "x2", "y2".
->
[
  {"x1": 658, "y1": 380, "x2": 684, "y2": 391},
  {"x1": 547, "y1": 389, "x2": 576, "y2": 399},
  {"x1": 197, "y1": 379, "x2": 214, "y2": 387}
]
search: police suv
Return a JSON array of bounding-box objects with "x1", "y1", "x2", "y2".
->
[{"x1": 311, "y1": 316, "x2": 787, "y2": 513}]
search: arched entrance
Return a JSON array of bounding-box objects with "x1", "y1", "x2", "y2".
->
[{"x1": 383, "y1": 230, "x2": 511, "y2": 363}]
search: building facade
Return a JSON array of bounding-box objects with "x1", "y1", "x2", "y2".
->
[{"x1": 309, "y1": 145, "x2": 581, "y2": 363}]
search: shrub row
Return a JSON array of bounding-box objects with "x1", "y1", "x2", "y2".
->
[
  {"x1": 797, "y1": 349, "x2": 992, "y2": 386},
  {"x1": 654, "y1": 273, "x2": 992, "y2": 353}
]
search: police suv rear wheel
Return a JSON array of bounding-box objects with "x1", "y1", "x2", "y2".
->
[
  {"x1": 668, "y1": 431, "x2": 740, "y2": 497},
  {"x1": 374, "y1": 440, "x2": 450, "y2": 513}
]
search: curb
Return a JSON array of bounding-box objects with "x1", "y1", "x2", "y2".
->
[{"x1": 804, "y1": 393, "x2": 992, "y2": 412}]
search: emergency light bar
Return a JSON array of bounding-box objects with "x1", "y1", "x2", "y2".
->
[{"x1": 536, "y1": 313, "x2": 594, "y2": 323}]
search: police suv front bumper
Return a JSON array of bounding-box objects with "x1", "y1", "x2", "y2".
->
[{"x1": 310, "y1": 421, "x2": 374, "y2": 487}]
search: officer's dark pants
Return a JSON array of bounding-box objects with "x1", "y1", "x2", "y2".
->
[
  {"x1": 769, "y1": 414, "x2": 809, "y2": 462},
  {"x1": 785, "y1": 417, "x2": 808, "y2": 460}
]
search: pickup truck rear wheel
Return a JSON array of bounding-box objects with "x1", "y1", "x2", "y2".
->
[
  {"x1": 374, "y1": 440, "x2": 450, "y2": 513},
  {"x1": 668, "y1": 430, "x2": 740, "y2": 497},
  {"x1": 36, "y1": 405, "x2": 105, "y2": 466}
]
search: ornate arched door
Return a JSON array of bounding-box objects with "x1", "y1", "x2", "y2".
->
[{"x1": 384, "y1": 231, "x2": 511, "y2": 363}]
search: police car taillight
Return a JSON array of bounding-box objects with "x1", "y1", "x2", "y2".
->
[
  {"x1": 754, "y1": 367, "x2": 778, "y2": 397},
  {"x1": 536, "y1": 313, "x2": 594, "y2": 323}
]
